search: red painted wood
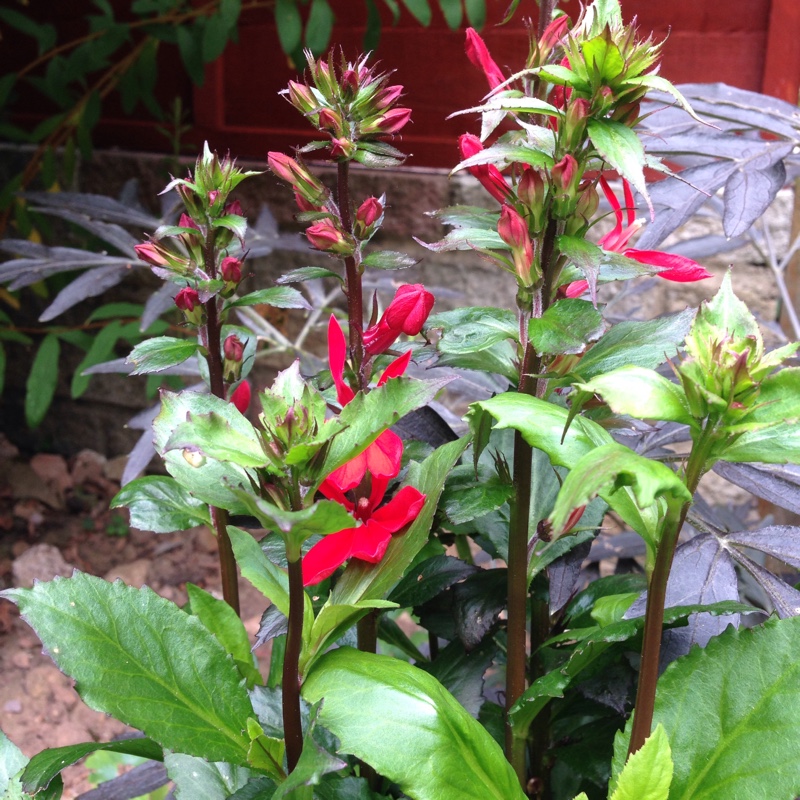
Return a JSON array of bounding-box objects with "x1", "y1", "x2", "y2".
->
[{"x1": 762, "y1": 0, "x2": 800, "y2": 103}]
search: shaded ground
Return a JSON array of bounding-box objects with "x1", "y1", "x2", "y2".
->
[{"x1": 0, "y1": 435, "x2": 271, "y2": 798}]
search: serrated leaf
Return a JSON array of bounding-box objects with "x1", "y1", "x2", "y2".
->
[
  {"x1": 613, "y1": 616, "x2": 800, "y2": 799},
  {"x1": 428, "y1": 306, "x2": 518, "y2": 355},
  {"x1": 576, "y1": 366, "x2": 694, "y2": 426},
  {"x1": 361, "y1": 250, "x2": 418, "y2": 270},
  {"x1": 126, "y1": 337, "x2": 199, "y2": 375},
  {"x1": 111, "y1": 475, "x2": 212, "y2": 532},
  {"x1": 276, "y1": 266, "x2": 341, "y2": 284},
  {"x1": 610, "y1": 725, "x2": 672, "y2": 800},
  {"x1": 25, "y1": 333, "x2": 60, "y2": 428},
  {"x1": 550, "y1": 442, "x2": 691, "y2": 538},
  {"x1": 225, "y1": 286, "x2": 311, "y2": 310},
  {"x1": 587, "y1": 119, "x2": 651, "y2": 214},
  {"x1": 0, "y1": 730, "x2": 27, "y2": 797},
  {"x1": 528, "y1": 299, "x2": 606, "y2": 356},
  {"x1": 3, "y1": 574, "x2": 254, "y2": 765},
  {"x1": 303, "y1": 648, "x2": 526, "y2": 799}
]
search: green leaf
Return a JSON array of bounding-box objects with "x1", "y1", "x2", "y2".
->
[
  {"x1": 303, "y1": 648, "x2": 526, "y2": 800},
  {"x1": 22, "y1": 739, "x2": 162, "y2": 795},
  {"x1": 587, "y1": 119, "x2": 650, "y2": 213},
  {"x1": 315, "y1": 377, "x2": 452, "y2": 487},
  {"x1": 610, "y1": 725, "x2": 672, "y2": 800},
  {"x1": 305, "y1": 0, "x2": 334, "y2": 54},
  {"x1": 25, "y1": 333, "x2": 60, "y2": 429},
  {"x1": 440, "y1": 465, "x2": 513, "y2": 525},
  {"x1": 2, "y1": 574, "x2": 255, "y2": 765},
  {"x1": 428, "y1": 307, "x2": 518, "y2": 355},
  {"x1": 401, "y1": 0, "x2": 432, "y2": 26},
  {"x1": 329, "y1": 437, "x2": 469, "y2": 607},
  {"x1": 576, "y1": 366, "x2": 694, "y2": 426},
  {"x1": 202, "y1": 13, "x2": 231, "y2": 62},
  {"x1": 275, "y1": 0, "x2": 303, "y2": 53},
  {"x1": 613, "y1": 616, "x2": 800, "y2": 799},
  {"x1": 186, "y1": 584, "x2": 262, "y2": 689},
  {"x1": 230, "y1": 495, "x2": 354, "y2": 557},
  {"x1": 0, "y1": 7, "x2": 56, "y2": 54},
  {"x1": 276, "y1": 267, "x2": 341, "y2": 285},
  {"x1": 176, "y1": 22, "x2": 206, "y2": 86},
  {"x1": 154, "y1": 392, "x2": 255, "y2": 512},
  {"x1": 165, "y1": 409, "x2": 269, "y2": 469},
  {"x1": 528, "y1": 299, "x2": 606, "y2": 357},
  {"x1": 111, "y1": 475, "x2": 212, "y2": 533},
  {"x1": 0, "y1": 730, "x2": 27, "y2": 797},
  {"x1": 229, "y1": 526, "x2": 290, "y2": 616},
  {"x1": 126, "y1": 336, "x2": 199, "y2": 375},
  {"x1": 164, "y1": 754, "x2": 255, "y2": 800},
  {"x1": 225, "y1": 286, "x2": 311, "y2": 310},
  {"x1": 361, "y1": 250, "x2": 418, "y2": 270},
  {"x1": 437, "y1": 0, "x2": 462, "y2": 28},
  {"x1": 550, "y1": 442, "x2": 690, "y2": 537},
  {"x1": 72, "y1": 320, "x2": 124, "y2": 398},
  {"x1": 464, "y1": 0, "x2": 485, "y2": 28},
  {"x1": 574, "y1": 310, "x2": 695, "y2": 380}
]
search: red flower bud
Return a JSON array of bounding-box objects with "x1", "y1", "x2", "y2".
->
[
  {"x1": 356, "y1": 197, "x2": 383, "y2": 229},
  {"x1": 220, "y1": 256, "x2": 242, "y2": 283},
  {"x1": 134, "y1": 242, "x2": 169, "y2": 267},
  {"x1": 179, "y1": 213, "x2": 200, "y2": 231},
  {"x1": 268, "y1": 151, "x2": 298, "y2": 183},
  {"x1": 458, "y1": 134, "x2": 512, "y2": 204},
  {"x1": 287, "y1": 80, "x2": 316, "y2": 114},
  {"x1": 378, "y1": 107, "x2": 412, "y2": 135},
  {"x1": 318, "y1": 108, "x2": 342, "y2": 131},
  {"x1": 465, "y1": 28, "x2": 505, "y2": 90},
  {"x1": 224, "y1": 334, "x2": 244, "y2": 362},
  {"x1": 341, "y1": 68, "x2": 359, "y2": 96},
  {"x1": 330, "y1": 137, "x2": 357, "y2": 159},
  {"x1": 306, "y1": 219, "x2": 352, "y2": 254},
  {"x1": 208, "y1": 190, "x2": 220, "y2": 206},
  {"x1": 175, "y1": 287, "x2": 200, "y2": 312},
  {"x1": 498, "y1": 205, "x2": 534, "y2": 285},
  {"x1": 552, "y1": 154, "x2": 579, "y2": 192},
  {"x1": 374, "y1": 84, "x2": 403, "y2": 109},
  {"x1": 384, "y1": 284, "x2": 435, "y2": 336},
  {"x1": 224, "y1": 199, "x2": 244, "y2": 217}
]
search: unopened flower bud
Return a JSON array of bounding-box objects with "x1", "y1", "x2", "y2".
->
[
  {"x1": 306, "y1": 219, "x2": 353, "y2": 255},
  {"x1": 287, "y1": 80, "x2": 317, "y2": 115},
  {"x1": 330, "y1": 137, "x2": 357, "y2": 159},
  {"x1": 318, "y1": 108, "x2": 342, "y2": 131},
  {"x1": 384, "y1": 284, "x2": 435, "y2": 336},
  {"x1": 374, "y1": 84, "x2": 403, "y2": 109},
  {"x1": 354, "y1": 196, "x2": 383, "y2": 238},
  {"x1": 134, "y1": 242, "x2": 169, "y2": 267},
  {"x1": 378, "y1": 107, "x2": 412, "y2": 135},
  {"x1": 179, "y1": 213, "x2": 200, "y2": 231},
  {"x1": 498, "y1": 205, "x2": 535, "y2": 285},
  {"x1": 220, "y1": 255, "x2": 242, "y2": 285},
  {"x1": 229, "y1": 380, "x2": 251, "y2": 414},
  {"x1": 208, "y1": 190, "x2": 221, "y2": 207},
  {"x1": 551, "y1": 154, "x2": 582, "y2": 217},
  {"x1": 224, "y1": 199, "x2": 244, "y2": 217},
  {"x1": 458, "y1": 134, "x2": 511, "y2": 204},
  {"x1": 341, "y1": 68, "x2": 359, "y2": 97},
  {"x1": 223, "y1": 334, "x2": 245, "y2": 381},
  {"x1": 267, "y1": 152, "x2": 327, "y2": 207},
  {"x1": 175, "y1": 287, "x2": 203, "y2": 325},
  {"x1": 517, "y1": 168, "x2": 548, "y2": 230},
  {"x1": 465, "y1": 28, "x2": 505, "y2": 90},
  {"x1": 563, "y1": 97, "x2": 591, "y2": 150}
]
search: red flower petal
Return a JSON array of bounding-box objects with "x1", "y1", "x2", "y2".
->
[
  {"x1": 625, "y1": 250, "x2": 713, "y2": 282},
  {"x1": 328, "y1": 314, "x2": 355, "y2": 405},
  {"x1": 378, "y1": 350, "x2": 412, "y2": 386},
  {"x1": 349, "y1": 520, "x2": 393, "y2": 563},
  {"x1": 302, "y1": 527, "x2": 356, "y2": 586},
  {"x1": 228, "y1": 381, "x2": 251, "y2": 414},
  {"x1": 369, "y1": 486, "x2": 426, "y2": 534},
  {"x1": 465, "y1": 28, "x2": 505, "y2": 90},
  {"x1": 324, "y1": 429, "x2": 403, "y2": 493}
]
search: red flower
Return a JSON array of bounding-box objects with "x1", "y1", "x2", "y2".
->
[
  {"x1": 498, "y1": 205, "x2": 534, "y2": 285},
  {"x1": 302, "y1": 484, "x2": 426, "y2": 586},
  {"x1": 362, "y1": 284, "x2": 435, "y2": 356},
  {"x1": 465, "y1": 28, "x2": 504, "y2": 90},
  {"x1": 563, "y1": 177, "x2": 712, "y2": 297},
  {"x1": 175, "y1": 287, "x2": 200, "y2": 312},
  {"x1": 458, "y1": 134, "x2": 512, "y2": 205}
]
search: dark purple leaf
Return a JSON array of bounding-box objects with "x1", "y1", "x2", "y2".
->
[
  {"x1": 668, "y1": 234, "x2": 749, "y2": 260},
  {"x1": 253, "y1": 605, "x2": 288, "y2": 650},
  {"x1": 23, "y1": 190, "x2": 161, "y2": 229},
  {"x1": 421, "y1": 639, "x2": 495, "y2": 718},
  {"x1": 453, "y1": 568, "x2": 507, "y2": 651},
  {"x1": 121, "y1": 429, "x2": 158, "y2": 486},
  {"x1": 388, "y1": 554, "x2": 478, "y2": 609},
  {"x1": 40, "y1": 265, "x2": 130, "y2": 321},
  {"x1": 723, "y1": 159, "x2": 787, "y2": 238},
  {"x1": 141, "y1": 283, "x2": 178, "y2": 332},
  {"x1": 587, "y1": 531, "x2": 645, "y2": 563},
  {"x1": 713, "y1": 461, "x2": 800, "y2": 515},
  {"x1": 728, "y1": 548, "x2": 800, "y2": 618},
  {"x1": 548, "y1": 537, "x2": 593, "y2": 614},
  {"x1": 725, "y1": 525, "x2": 800, "y2": 571},
  {"x1": 625, "y1": 534, "x2": 742, "y2": 661}
]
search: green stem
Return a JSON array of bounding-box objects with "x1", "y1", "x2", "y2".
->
[
  {"x1": 627, "y1": 422, "x2": 717, "y2": 755},
  {"x1": 283, "y1": 556, "x2": 305, "y2": 772}
]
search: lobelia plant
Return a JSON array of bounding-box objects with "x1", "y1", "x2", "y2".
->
[{"x1": 4, "y1": 1, "x2": 800, "y2": 799}]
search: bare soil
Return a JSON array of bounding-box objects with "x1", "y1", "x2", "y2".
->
[{"x1": 0, "y1": 435, "x2": 272, "y2": 798}]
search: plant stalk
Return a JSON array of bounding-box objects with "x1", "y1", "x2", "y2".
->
[
  {"x1": 627, "y1": 422, "x2": 716, "y2": 754},
  {"x1": 283, "y1": 556, "x2": 305, "y2": 772}
]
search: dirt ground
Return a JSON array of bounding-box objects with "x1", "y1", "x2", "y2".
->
[{"x1": 0, "y1": 434, "x2": 273, "y2": 798}]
